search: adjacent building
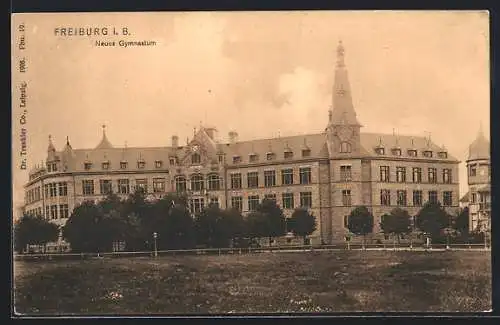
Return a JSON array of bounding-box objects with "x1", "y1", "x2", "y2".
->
[
  {"x1": 23, "y1": 41, "x2": 461, "y2": 247},
  {"x1": 461, "y1": 126, "x2": 491, "y2": 233}
]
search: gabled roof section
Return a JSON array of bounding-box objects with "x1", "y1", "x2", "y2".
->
[
  {"x1": 95, "y1": 125, "x2": 114, "y2": 150},
  {"x1": 468, "y1": 123, "x2": 490, "y2": 161}
]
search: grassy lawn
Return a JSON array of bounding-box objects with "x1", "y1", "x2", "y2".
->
[{"x1": 13, "y1": 250, "x2": 491, "y2": 315}]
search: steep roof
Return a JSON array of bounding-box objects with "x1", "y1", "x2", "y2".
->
[{"x1": 468, "y1": 124, "x2": 490, "y2": 161}]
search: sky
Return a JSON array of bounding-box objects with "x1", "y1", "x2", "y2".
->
[{"x1": 11, "y1": 11, "x2": 490, "y2": 214}]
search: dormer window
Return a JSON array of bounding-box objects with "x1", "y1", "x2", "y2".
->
[
  {"x1": 120, "y1": 161, "x2": 128, "y2": 169},
  {"x1": 302, "y1": 149, "x2": 311, "y2": 157},
  {"x1": 137, "y1": 160, "x2": 146, "y2": 169},
  {"x1": 438, "y1": 152, "x2": 448, "y2": 159},
  {"x1": 84, "y1": 162, "x2": 92, "y2": 170},
  {"x1": 191, "y1": 153, "x2": 201, "y2": 165},
  {"x1": 155, "y1": 160, "x2": 163, "y2": 168},
  {"x1": 423, "y1": 150, "x2": 433, "y2": 158},
  {"x1": 407, "y1": 150, "x2": 417, "y2": 157},
  {"x1": 340, "y1": 142, "x2": 352, "y2": 153},
  {"x1": 266, "y1": 152, "x2": 275, "y2": 161},
  {"x1": 391, "y1": 148, "x2": 402, "y2": 156},
  {"x1": 47, "y1": 162, "x2": 58, "y2": 172},
  {"x1": 375, "y1": 147, "x2": 385, "y2": 155},
  {"x1": 102, "y1": 161, "x2": 110, "y2": 170},
  {"x1": 169, "y1": 157, "x2": 176, "y2": 166},
  {"x1": 233, "y1": 156, "x2": 241, "y2": 164},
  {"x1": 249, "y1": 154, "x2": 258, "y2": 163},
  {"x1": 284, "y1": 151, "x2": 293, "y2": 159}
]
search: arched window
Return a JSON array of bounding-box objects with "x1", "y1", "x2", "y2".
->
[
  {"x1": 190, "y1": 174, "x2": 204, "y2": 191},
  {"x1": 340, "y1": 142, "x2": 351, "y2": 153},
  {"x1": 191, "y1": 153, "x2": 201, "y2": 165},
  {"x1": 207, "y1": 174, "x2": 221, "y2": 191},
  {"x1": 175, "y1": 175, "x2": 186, "y2": 192}
]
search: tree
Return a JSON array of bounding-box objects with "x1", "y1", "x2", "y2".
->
[
  {"x1": 288, "y1": 208, "x2": 317, "y2": 245},
  {"x1": 194, "y1": 204, "x2": 223, "y2": 248},
  {"x1": 63, "y1": 200, "x2": 103, "y2": 252},
  {"x1": 453, "y1": 207, "x2": 469, "y2": 237},
  {"x1": 347, "y1": 206, "x2": 374, "y2": 249},
  {"x1": 379, "y1": 208, "x2": 412, "y2": 246},
  {"x1": 162, "y1": 205, "x2": 195, "y2": 250},
  {"x1": 14, "y1": 214, "x2": 59, "y2": 253},
  {"x1": 256, "y1": 198, "x2": 286, "y2": 246},
  {"x1": 415, "y1": 202, "x2": 450, "y2": 241}
]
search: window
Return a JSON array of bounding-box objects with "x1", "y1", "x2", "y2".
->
[
  {"x1": 423, "y1": 150, "x2": 433, "y2": 158},
  {"x1": 471, "y1": 192, "x2": 477, "y2": 203},
  {"x1": 155, "y1": 160, "x2": 163, "y2": 168},
  {"x1": 190, "y1": 174, "x2": 204, "y2": 191},
  {"x1": 231, "y1": 196, "x2": 243, "y2": 211},
  {"x1": 248, "y1": 195, "x2": 260, "y2": 211},
  {"x1": 247, "y1": 172, "x2": 259, "y2": 188},
  {"x1": 284, "y1": 151, "x2": 293, "y2": 159},
  {"x1": 47, "y1": 162, "x2": 58, "y2": 172},
  {"x1": 299, "y1": 167, "x2": 311, "y2": 184},
  {"x1": 340, "y1": 142, "x2": 351, "y2": 153},
  {"x1": 82, "y1": 180, "x2": 94, "y2": 195},
  {"x1": 282, "y1": 193, "x2": 294, "y2": 209},
  {"x1": 233, "y1": 156, "x2": 241, "y2": 164},
  {"x1": 44, "y1": 184, "x2": 49, "y2": 198},
  {"x1": 120, "y1": 161, "x2": 127, "y2": 169},
  {"x1": 396, "y1": 167, "x2": 406, "y2": 183},
  {"x1": 380, "y1": 166, "x2": 390, "y2": 182},
  {"x1": 249, "y1": 154, "x2": 258, "y2": 163},
  {"x1": 397, "y1": 190, "x2": 407, "y2": 206},
  {"x1": 442, "y1": 169, "x2": 452, "y2": 184},
  {"x1": 266, "y1": 152, "x2": 275, "y2": 161},
  {"x1": 99, "y1": 179, "x2": 112, "y2": 195},
  {"x1": 45, "y1": 206, "x2": 50, "y2": 220},
  {"x1": 340, "y1": 165, "x2": 352, "y2": 181},
  {"x1": 342, "y1": 190, "x2": 352, "y2": 206},
  {"x1": 282, "y1": 169, "x2": 294, "y2": 185},
  {"x1": 191, "y1": 153, "x2": 201, "y2": 165},
  {"x1": 153, "y1": 178, "x2": 165, "y2": 193},
  {"x1": 300, "y1": 192, "x2": 312, "y2": 208},
  {"x1": 412, "y1": 167, "x2": 422, "y2": 183},
  {"x1": 58, "y1": 182, "x2": 68, "y2": 196},
  {"x1": 407, "y1": 149, "x2": 417, "y2": 157},
  {"x1": 189, "y1": 198, "x2": 205, "y2": 215},
  {"x1": 469, "y1": 164, "x2": 477, "y2": 177},
  {"x1": 230, "y1": 173, "x2": 242, "y2": 189},
  {"x1": 443, "y1": 191, "x2": 453, "y2": 206},
  {"x1": 413, "y1": 190, "x2": 423, "y2": 206},
  {"x1": 209, "y1": 197, "x2": 219, "y2": 208},
  {"x1": 102, "y1": 161, "x2": 110, "y2": 170},
  {"x1": 169, "y1": 157, "x2": 176, "y2": 166},
  {"x1": 344, "y1": 215, "x2": 349, "y2": 228},
  {"x1": 137, "y1": 160, "x2": 146, "y2": 169},
  {"x1": 380, "y1": 190, "x2": 391, "y2": 206},
  {"x1": 264, "y1": 170, "x2": 276, "y2": 187},
  {"x1": 135, "y1": 179, "x2": 148, "y2": 193},
  {"x1": 50, "y1": 205, "x2": 58, "y2": 220},
  {"x1": 208, "y1": 174, "x2": 221, "y2": 190},
  {"x1": 264, "y1": 194, "x2": 277, "y2": 202},
  {"x1": 428, "y1": 168, "x2": 437, "y2": 183},
  {"x1": 218, "y1": 154, "x2": 225, "y2": 164},
  {"x1": 302, "y1": 149, "x2": 311, "y2": 157},
  {"x1": 392, "y1": 148, "x2": 402, "y2": 156},
  {"x1": 428, "y1": 191, "x2": 438, "y2": 204},
  {"x1": 59, "y1": 204, "x2": 69, "y2": 219},
  {"x1": 118, "y1": 179, "x2": 130, "y2": 194},
  {"x1": 49, "y1": 183, "x2": 57, "y2": 197},
  {"x1": 375, "y1": 147, "x2": 385, "y2": 155},
  {"x1": 438, "y1": 152, "x2": 448, "y2": 159},
  {"x1": 84, "y1": 162, "x2": 92, "y2": 170}
]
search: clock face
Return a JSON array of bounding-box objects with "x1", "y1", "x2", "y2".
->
[{"x1": 337, "y1": 127, "x2": 351, "y2": 141}]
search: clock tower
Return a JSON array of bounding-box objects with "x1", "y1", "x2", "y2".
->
[{"x1": 326, "y1": 40, "x2": 362, "y2": 156}]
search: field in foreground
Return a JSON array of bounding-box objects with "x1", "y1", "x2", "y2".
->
[{"x1": 13, "y1": 250, "x2": 491, "y2": 315}]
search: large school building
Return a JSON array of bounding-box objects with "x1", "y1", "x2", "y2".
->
[{"x1": 23, "y1": 41, "x2": 460, "y2": 246}]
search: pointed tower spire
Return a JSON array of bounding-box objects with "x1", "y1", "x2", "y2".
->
[
  {"x1": 48, "y1": 135, "x2": 55, "y2": 152},
  {"x1": 96, "y1": 124, "x2": 114, "y2": 149},
  {"x1": 330, "y1": 40, "x2": 361, "y2": 127}
]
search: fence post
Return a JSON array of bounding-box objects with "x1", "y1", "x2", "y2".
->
[{"x1": 218, "y1": 249, "x2": 221, "y2": 256}]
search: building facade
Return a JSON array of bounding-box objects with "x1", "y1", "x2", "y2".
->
[
  {"x1": 23, "y1": 41, "x2": 460, "y2": 246},
  {"x1": 461, "y1": 126, "x2": 491, "y2": 233}
]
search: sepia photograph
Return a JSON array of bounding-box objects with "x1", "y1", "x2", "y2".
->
[{"x1": 11, "y1": 10, "x2": 491, "y2": 315}]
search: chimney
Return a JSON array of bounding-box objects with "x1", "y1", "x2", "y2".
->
[
  {"x1": 228, "y1": 131, "x2": 238, "y2": 144},
  {"x1": 171, "y1": 135, "x2": 179, "y2": 148}
]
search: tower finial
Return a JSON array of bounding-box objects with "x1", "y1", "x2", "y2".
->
[{"x1": 336, "y1": 40, "x2": 345, "y2": 68}]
